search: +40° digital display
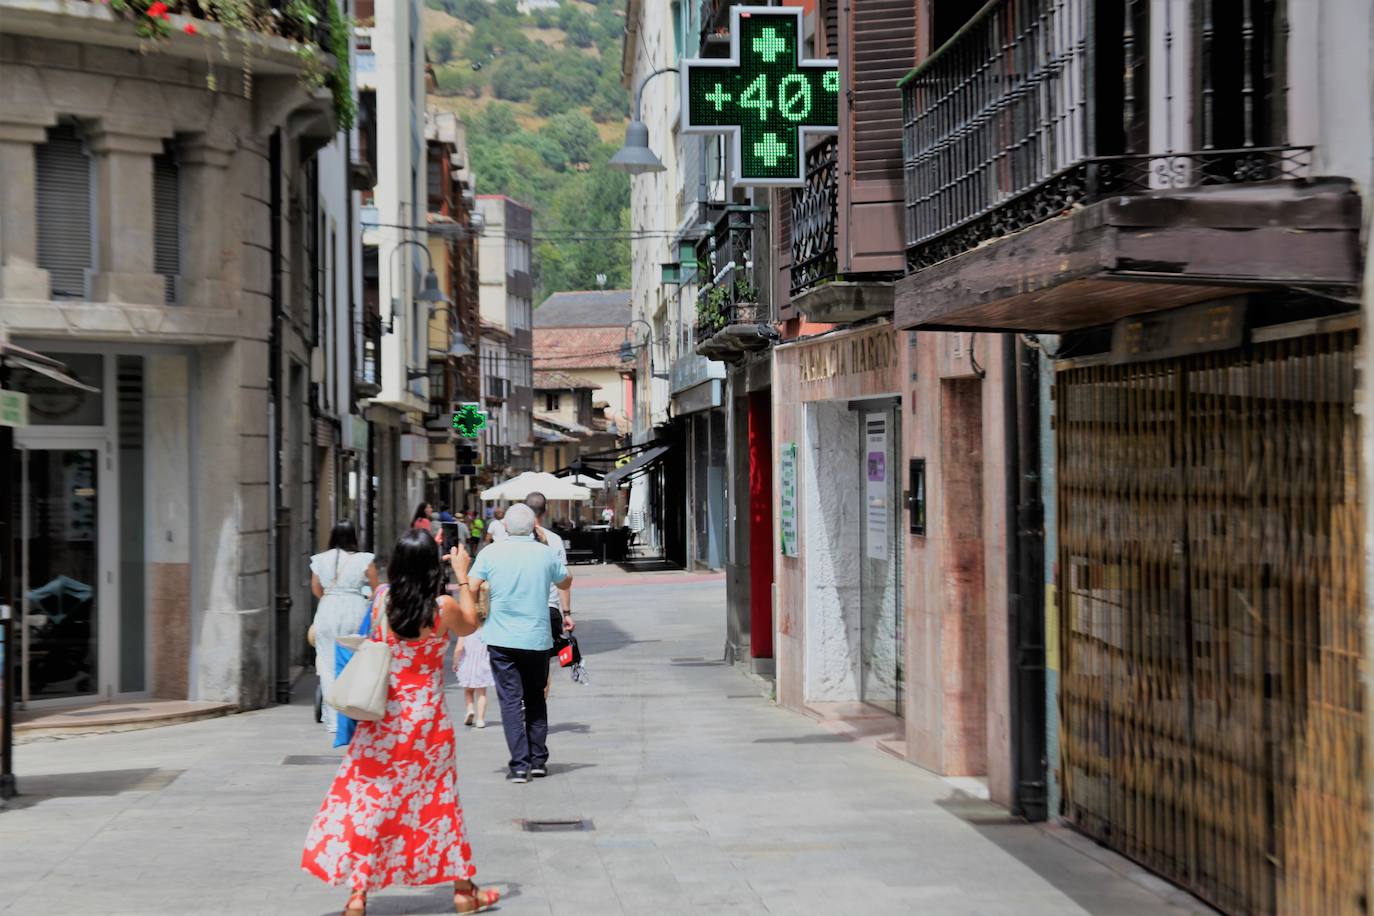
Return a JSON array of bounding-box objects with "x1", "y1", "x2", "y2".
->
[{"x1": 682, "y1": 6, "x2": 839, "y2": 186}]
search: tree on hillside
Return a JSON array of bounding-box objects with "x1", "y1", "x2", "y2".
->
[
  {"x1": 428, "y1": 30, "x2": 456, "y2": 64},
  {"x1": 530, "y1": 87, "x2": 562, "y2": 117},
  {"x1": 542, "y1": 111, "x2": 600, "y2": 166},
  {"x1": 479, "y1": 102, "x2": 520, "y2": 138}
]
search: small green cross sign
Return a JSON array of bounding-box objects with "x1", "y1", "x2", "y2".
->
[
  {"x1": 682, "y1": 6, "x2": 839, "y2": 186},
  {"x1": 451, "y1": 402, "x2": 488, "y2": 439}
]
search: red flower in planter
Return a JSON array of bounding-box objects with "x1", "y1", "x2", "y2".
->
[
  {"x1": 183, "y1": 22, "x2": 196, "y2": 33},
  {"x1": 146, "y1": 1, "x2": 170, "y2": 19}
]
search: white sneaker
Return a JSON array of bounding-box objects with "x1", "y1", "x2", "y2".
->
[{"x1": 475, "y1": 719, "x2": 486, "y2": 728}]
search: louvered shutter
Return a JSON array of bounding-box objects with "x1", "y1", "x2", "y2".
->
[
  {"x1": 36, "y1": 124, "x2": 93, "y2": 300},
  {"x1": 773, "y1": 189, "x2": 793, "y2": 318},
  {"x1": 153, "y1": 152, "x2": 180, "y2": 305},
  {"x1": 838, "y1": 0, "x2": 916, "y2": 274}
]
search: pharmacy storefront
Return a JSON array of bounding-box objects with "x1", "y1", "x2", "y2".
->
[{"x1": 772, "y1": 323, "x2": 904, "y2": 719}]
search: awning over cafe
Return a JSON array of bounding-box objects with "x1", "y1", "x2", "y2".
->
[{"x1": 602, "y1": 445, "x2": 670, "y2": 489}]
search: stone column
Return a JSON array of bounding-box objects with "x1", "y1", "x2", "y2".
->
[
  {"x1": 86, "y1": 127, "x2": 167, "y2": 305},
  {"x1": 0, "y1": 119, "x2": 54, "y2": 300},
  {"x1": 178, "y1": 134, "x2": 235, "y2": 309}
]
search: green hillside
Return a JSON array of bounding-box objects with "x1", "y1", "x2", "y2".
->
[{"x1": 425, "y1": 0, "x2": 631, "y2": 303}]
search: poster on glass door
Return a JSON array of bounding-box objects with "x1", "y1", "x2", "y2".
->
[{"x1": 865, "y1": 414, "x2": 888, "y2": 560}]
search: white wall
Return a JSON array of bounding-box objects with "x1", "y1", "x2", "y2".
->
[
  {"x1": 372, "y1": 0, "x2": 426, "y2": 407},
  {"x1": 801, "y1": 401, "x2": 863, "y2": 703}
]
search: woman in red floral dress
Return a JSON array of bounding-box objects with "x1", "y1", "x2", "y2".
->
[{"x1": 303, "y1": 529, "x2": 497, "y2": 915}]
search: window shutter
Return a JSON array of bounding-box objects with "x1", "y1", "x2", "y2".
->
[
  {"x1": 153, "y1": 152, "x2": 180, "y2": 305},
  {"x1": 837, "y1": 0, "x2": 916, "y2": 274},
  {"x1": 36, "y1": 124, "x2": 93, "y2": 300}
]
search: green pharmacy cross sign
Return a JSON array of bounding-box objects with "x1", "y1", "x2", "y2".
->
[
  {"x1": 451, "y1": 402, "x2": 488, "y2": 439},
  {"x1": 682, "y1": 6, "x2": 839, "y2": 186}
]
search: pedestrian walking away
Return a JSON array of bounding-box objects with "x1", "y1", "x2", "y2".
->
[
  {"x1": 453, "y1": 626, "x2": 493, "y2": 728},
  {"x1": 523, "y1": 491, "x2": 574, "y2": 700},
  {"x1": 307, "y1": 521, "x2": 378, "y2": 736},
  {"x1": 302, "y1": 529, "x2": 497, "y2": 915},
  {"x1": 464, "y1": 503, "x2": 572, "y2": 782},
  {"x1": 485, "y1": 505, "x2": 507, "y2": 544},
  {"x1": 467, "y1": 510, "x2": 483, "y2": 554}
]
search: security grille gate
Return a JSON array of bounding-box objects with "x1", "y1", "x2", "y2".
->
[{"x1": 1057, "y1": 330, "x2": 1366, "y2": 915}]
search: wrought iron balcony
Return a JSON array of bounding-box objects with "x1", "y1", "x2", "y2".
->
[
  {"x1": 901, "y1": 0, "x2": 1312, "y2": 272},
  {"x1": 693, "y1": 208, "x2": 775, "y2": 361},
  {"x1": 790, "y1": 137, "x2": 838, "y2": 297},
  {"x1": 484, "y1": 376, "x2": 508, "y2": 402}
]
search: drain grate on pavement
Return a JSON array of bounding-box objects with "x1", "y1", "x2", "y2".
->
[
  {"x1": 518, "y1": 818, "x2": 594, "y2": 833},
  {"x1": 282, "y1": 755, "x2": 346, "y2": 765}
]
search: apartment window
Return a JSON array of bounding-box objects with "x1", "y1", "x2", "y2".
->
[
  {"x1": 152, "y1": 145, "x2": 181, "y2": 304},
  {"x1": 1199, "y1": 0, "x2": 1285, "y2": 150},
  {"x1": 36, "y1": 122, "x2": 94, "y2": 300},
  {"x1": 545, "y1": 392, "x2": 561, "y2": 412}
]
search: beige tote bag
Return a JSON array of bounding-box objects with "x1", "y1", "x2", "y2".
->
[{"x1": 326, "y1": 594, "x2": 392, "y2": 722}]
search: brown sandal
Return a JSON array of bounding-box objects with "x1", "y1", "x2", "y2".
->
[{"x1": 454, "y1": 879, "x2": 499, "y2": 913}]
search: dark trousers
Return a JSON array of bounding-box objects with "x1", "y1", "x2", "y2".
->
[{"x1": 488, "y1": 645, "x2": 550, "y2": 773}]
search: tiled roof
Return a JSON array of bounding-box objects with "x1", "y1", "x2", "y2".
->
[
  {"x1": 534, "y1": 289, "x2": 633, "y2": 328},
  {"x1": 533, "y1": 327, "x2": 626, "y2": 370},
  {"x1": 534, "y1": 369, "x2": 602, "y2": 391}
]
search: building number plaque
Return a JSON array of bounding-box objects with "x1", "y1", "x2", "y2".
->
[{"x1": 682, "y1": 6, "x2": 839, "y2": 187}]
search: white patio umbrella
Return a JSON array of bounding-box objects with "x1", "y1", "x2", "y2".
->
[{"x1": 480, "y1": 471, "x2": 591, "y2": 502}]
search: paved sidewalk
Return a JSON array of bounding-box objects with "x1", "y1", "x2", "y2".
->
[{"x1": 0, "y1": 577, "x2": 1208, "y2": 916}]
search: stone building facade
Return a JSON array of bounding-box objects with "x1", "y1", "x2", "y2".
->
[{"x1": 0, "y1": 3, "x2": 341, "y2": 708}]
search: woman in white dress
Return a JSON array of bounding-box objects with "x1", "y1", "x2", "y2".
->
[{"x1": 308, "y1": 521, "x2": 379, "y2": 734}]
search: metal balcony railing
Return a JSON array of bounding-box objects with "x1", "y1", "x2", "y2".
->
[
  {"x1": 790, "y1": 137, "x2": 839, "y2": 297},
  {"x1": 901, "y1": 0, "x2": 1310, "y2": 271},
  {"x1": 693, "y1": 208, "x2": 761, "y2": 343},
  {"x1": 484, "y1": 376, "x2": 508, "y2": 401}
]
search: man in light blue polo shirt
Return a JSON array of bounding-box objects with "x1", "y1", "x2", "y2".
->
[{"x1": 466, "y1": 503, "x2": 572, "y2": 782}]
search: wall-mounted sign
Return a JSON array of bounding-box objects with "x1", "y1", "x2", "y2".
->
[
  {"x1": 451, "y1": 402, "x2": 488, "y2": 439},
  {"x1": 0, "y1": 390, "x2": 28, "y2": 428},
  {"x1": 798, "y1": 328, "x2": 895, "y2": 385},
  {"x1": 682, "y1": 6, "x2": 839, "y2": 186},
  {"x1": 779, "y1": 441, "x2": 798, "y2": 557},
  {"x1": 864, "y1": 414, "x2": 888, "y2": 560},
  {"x1": 1109, "y1": 298, "x2": 1248, "y2": 365}
]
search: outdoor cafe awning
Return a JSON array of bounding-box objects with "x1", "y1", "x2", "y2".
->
[{"x1": 602, "y1": 445, "x2": 670, "y2": 489}]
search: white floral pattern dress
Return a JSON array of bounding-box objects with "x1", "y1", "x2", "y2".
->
[{"x1": 302, "y1": 590, "x2": 476, "y2": 891}]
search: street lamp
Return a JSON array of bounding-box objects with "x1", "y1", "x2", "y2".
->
[
  {"x1": 609, "y1": 67, "x2": 678, "y2": 175},
  {"x1": 620, "y1": 319, "x2": 670, "y2": 380},
  {"x1": 383, "y1": 238, "x2": 450, "y2": 334}
]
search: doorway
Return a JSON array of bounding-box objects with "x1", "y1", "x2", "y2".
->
[
  {"x1": 858, "y1": 403, "x2": 902, "y2": 716},
  {"x1": 12, "y1": 437, "x2": 116, "y2": 704}
]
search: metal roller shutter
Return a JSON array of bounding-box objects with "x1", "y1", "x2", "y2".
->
[
  {"x1": 36, "y1": 123, "x2": 93, "y2": 300},
  {"x1": 153, "y1": 152, "x2": 180, "y2": 305}
]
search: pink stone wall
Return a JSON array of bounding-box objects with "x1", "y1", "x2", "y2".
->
[{"x1": 772, "y1": 325, "x2": 1013, "y2": 807}]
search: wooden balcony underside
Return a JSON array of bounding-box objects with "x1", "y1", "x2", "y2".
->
[{"x1": 895, "y1": 179, "x2": 1362, "y2": 333}]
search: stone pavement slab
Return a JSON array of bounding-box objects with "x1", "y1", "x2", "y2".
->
[{"x1": 0, "y1": 577, "x2": 1212, "y2": 915}]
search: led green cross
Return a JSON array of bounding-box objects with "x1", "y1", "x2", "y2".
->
[
  {"x1": 682, "y1": 6, "x2": 839, "y2": 186},
  {"x1": 752, "y1": 26, "x2": 787, "y2": 63},
  {"x1": 451, "y1": 403, "x2": 488, "y2": 439},
  {"x1": 754, "y1": 133, "x2": 787, "y2": 167}
]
